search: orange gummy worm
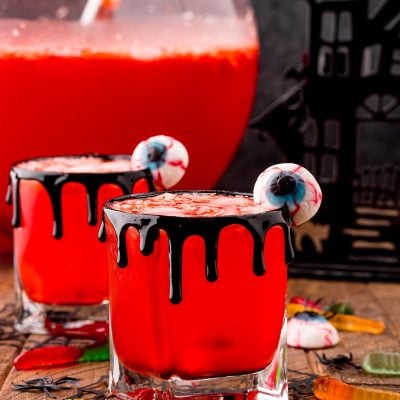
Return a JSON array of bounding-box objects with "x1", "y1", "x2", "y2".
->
[
  {"x1": 287, "y1": 303, "x2": 323, "y2": 319},
  {"x1": 328, "y1": 314, "x2": 385, "y2": 334},
  {"x1": 313, "y1": 376, "x2": 400, "y2": 400}
]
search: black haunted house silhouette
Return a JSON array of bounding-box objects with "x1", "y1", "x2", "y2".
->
[{"x1": 252, "y1": 0, "x2": 400, "y2": 278}]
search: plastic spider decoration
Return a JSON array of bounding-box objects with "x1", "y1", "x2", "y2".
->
[
  {"x1": 289, "y1": 375, "x2": 317, "y2": 399},
  {"x1": 314, "y1": 352, "x2": 361, "y2": 370},
  {"x1": 13, "y1": 376, "x2": 80, "y2": 398},
  {"x1": 64, "y1": 375, "x2": 109, "y2": 399},
  {"x1": 12, "y1": 375, "x2": 109, "y2": 399}
]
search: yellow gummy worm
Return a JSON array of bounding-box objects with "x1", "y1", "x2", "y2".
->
[
  {"x1": 287, "y1": 303, "x2": 322, "y2": 319},
  {"x1": 313, "y1": 375, "x2": 400, "y2": 400},
  {"x1": 328, "y1": 314, "x2": 385, "y2": 334}
]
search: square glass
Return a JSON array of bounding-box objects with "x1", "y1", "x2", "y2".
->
[
  {"x1": 103, "y1": 191, "x2": 292, "y2": 400},
  {"x1": 8, "y1": 155, "x2": 154, "y2": 334}
]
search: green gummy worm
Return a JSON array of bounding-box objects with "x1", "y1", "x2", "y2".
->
[
  {"x1": 363, "y1": 351, "x2": 400, "y2": 375},
  {"x1": 79, "y1": 343, "x2": 110, "y2": 362}
]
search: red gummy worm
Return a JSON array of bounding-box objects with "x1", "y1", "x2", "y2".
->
[{"x1": 14, "y1": 346, "x2": 84, "y2": 370}]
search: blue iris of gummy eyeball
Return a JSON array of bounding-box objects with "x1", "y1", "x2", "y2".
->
[
  {"x1": 294, "y1": 311, "x2": 327, "y2": 323},
  {"x1": 142, "y1": 141, "x2": 167, "y2": 171},
  {"x1": 253, "y1": 163, "x2": 322, "y2": 226},
  {"x1": 131, "y1": 135, "x2": 189, "y2": 190},
  {"x1": 266, "y1": 171, "x2": 306, "y2": 208}
]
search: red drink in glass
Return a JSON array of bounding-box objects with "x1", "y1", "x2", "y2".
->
[
  {"x1": 104, "y1": 191, "x2": 292, "y2": 399},
  {"x1": 0, "y1": 11, "x2": 258, "y2": 261},
  {"x1": 8, "y1": 155, "x2": 153, "y2": 333}
]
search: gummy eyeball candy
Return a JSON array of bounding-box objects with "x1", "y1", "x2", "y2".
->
[
  {"x1": 287, "y1": 297, "x2": 323, "y2": 319},
  {"x1": 287, "y1": 311, "x2": 339, "y2": 349},
  {"x1": 131, "y1": 135, "x2": 189, "y2": 190},
  {"x1": 253, "y1": 163, "x2": 322, "y2": 226}
]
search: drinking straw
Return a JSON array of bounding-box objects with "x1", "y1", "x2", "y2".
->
[{"x1": 80, "y1": 0, "x2": 103, "y2": 25}]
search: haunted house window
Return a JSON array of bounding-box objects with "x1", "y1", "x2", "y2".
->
[
  {"x1": 356, "y1": 123, "x2": 400, "y2": 171},
  {"x1": 390, "y1": 50, "x2": 400, "y2": 76},
  {"x1": 302, "y1": 119, "x2": 319, "y2": 177},
  {"x1": 320, "y1": 11, "x2": 352, "y2": 42},
  {"x1": 318, "y1": 11, "x2": 352, "y2": 77},
  {"x1": 321, "y1": 11, "x2": 336, "y2": 42},
  {"x1": 319, "y1": 119, "x2": 339, "y2": 183},
  {"x1": 318, "y1": 46, "x2": 350, "y2": 77},
  {"x1": 337, "y1": 46, "x2": 350, "y2": 76},
  {"x1": 303, "y1": 118, "x2": 318, "y2": 147},
  {"x1": 356, "y1": 94, "x2": 400, "y2": 120},
  {"x1": 320, "y1": 154, "x2": 338, "y2": 183},
  {"x1": 338, "y1": 11, "x2": 352, "y2": 42},
  {"x1": 318, "y1": 46, "x2": 334, "y2": 76},
  {"x1": 361, "y1": 44, "x2": 382, "y2": 77},
  {"x1": 390, "y1": 64, "x2": 400, "y2": 76},
  {"x1": 303, "y1": 153, "x2": 317, "y2": 176},
  {"x1": 324, "y1": 120, "x2": 341, "y2": 149},
  {"x1": 393, "y1": 49, "x2": 400, "y2": 62}
]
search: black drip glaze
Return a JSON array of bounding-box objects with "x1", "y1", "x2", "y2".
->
[
  {"x1": 103, "y1": 191, "x2": 294, "y2": 305},
  {"x1": 7, "y1": 155, "x2": 155, "y2": 239}
]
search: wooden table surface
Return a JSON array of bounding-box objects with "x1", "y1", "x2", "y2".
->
[{"x1": 1, "y1": 263, "x2": 400, "y2": 399}]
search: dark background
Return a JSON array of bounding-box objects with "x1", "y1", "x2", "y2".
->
[
  {"x1": 219, "y1": 0, "x2": 400, "y2": 193},
  {"x1": 218, "y1": 0, "x2": 308, "y2": 191}
]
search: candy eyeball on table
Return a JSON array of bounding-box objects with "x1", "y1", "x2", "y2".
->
[
  {"x1": 287, "y1": 311, "x2": 339, "y2": 349},
  {"x1": 131, "y1": 135, "x2": 189, "y2": 190},
  {"x1": 253, "y1": 163, "x2": 322, "y2": 226}
]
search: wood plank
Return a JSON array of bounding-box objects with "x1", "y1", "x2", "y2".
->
[
  {"x1": 0, "y1": 275, "x2": 316, "y2": 399},
  {"x1": 0, "y1": 274, "x2": 398, "y2": 399},
  {"x1": 0, "y1": 264, "x2": 26, "y2": 389},
  {"x1": 0, "y1": 361, "x2": 108, "y2": 399},
  {"x1": 288, "y1": 279, "x2": 317, "y2": 399},
  {"x1": 0, "y1": 264, "x2": 15, "y2": 305},
  {"x1": 288, "y1": 279, "x2": 400, "y2": 392},
  {"x1": 368, "y1": 282, "x2": 400, "y2": 341},
  {"x1": 0, "y1": 265, "x2": 109, "y2": 399}
]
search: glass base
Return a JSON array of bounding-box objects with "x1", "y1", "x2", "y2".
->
[
  {"x1": 14, "y1": 287, "x2": 108, "y2": 335},
  {"x1": 110, "y1": 320, "x2": 287, "y2": 400}
]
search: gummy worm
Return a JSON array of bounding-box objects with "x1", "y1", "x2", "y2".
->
[
  {"x1": 328, "y1": 314, "x2": 385, "y2": 334},
  {"x1": 313, "y1": 375, "x2": 400, "y2": 400},
  {"x1": 363, "y1": 352, "x2": 400, "y2": 375}
]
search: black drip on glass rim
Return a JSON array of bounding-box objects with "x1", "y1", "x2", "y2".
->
[
  {"x1": 6, "y1": 154, "x2": 155, "y2": 239},
  {"x1": 101, "y1": 190, "x2": 294, "y2": 305}
]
